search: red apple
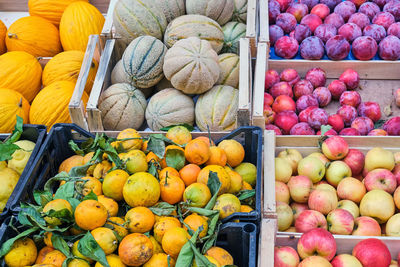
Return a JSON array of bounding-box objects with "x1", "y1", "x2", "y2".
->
[
  {"x1": 297, "y1": 228, "x2": 336, "y2": 260},
  {"x1": 364, "y1": 168, "x2": 397, "y2": 193},
  {"x1": 328, "y1": 114, "x2": 345, "y2": 133},
  {"x1": 275, "y1": 111, "x2": 299, "y2": 134},
  {"x1": 343, "y1": 149, "x2": 365, "y2": 176},
  {"x1": 264, "y1": 92, "x2": 274, "y2": 107},
  {"x1": 273, "y1": 95, "x2": 296, "y2": 113},
  {"x1": 295, "y1": 210, "x2": 328, "y2": 232},
  {"x1": 327, "y1": 208, "x2": 355, "y2": 235},
  {"x1": 337, "y1": 177, "x2": 366, "y2": 203},
  {"x1": 394, "y1": 186, "x2": 400, "y2": 210},
  {"x1": 331, "y1": 254, "x2": 363, "y2": 267},
  {"x1": 291, "y1": 202, "x2": 309, "y2": 220},
  {"x1": 308, "y1": 184, "x2": 338, "y2": 215},
  {"x1": 265, "y1": 69, "x2": 280, "y2": 90},
  {"x1": 393, "y1": 163, "x2": 400, "y2": 185},
  {"x1": 280, "y1": 68, "x2": 301, "y2": 86},
  {"x1": 352, "y1": 216, "x2": 381, "y2": 236},
  {"x1": 352, "y1": 238, "x2": 391, "y2": 267},
  {"x1": 339, "y1": 69, "x2": 360, "y2": 90},
  {"x1": 299, "y1": 106, "x2": 318, "y2": 122},
  {"x1": 266, "y1": 124, "x2": 283, "y2": 135},
  {"x1": 337, "y1": 199, "x2": 360, "y2": 219},
  {"x1": 357, "y1": 102, "x2": 381, "y2": 122},
  {"x1": 287, "y1": 175, "x2": 313, "y2": 203},
  {"x1": 275, "y1": 246, "x2": 300, "y2": 267},
  {"x1": 299, "y1": 256, "x2": 332, "y2": 267},
  {"x1": 339, "y1": 91, "x2": 361, "y2": 107},
  {"x1": 321, "y1": 136, "x2": 349, "y2": 160}
]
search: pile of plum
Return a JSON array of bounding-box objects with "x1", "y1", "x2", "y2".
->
[
  {"x1": 269, "y1": 0, "x2": 400, "y2": 60},
  {"x1": 264, "y1": 67, "x2": 400, "y2": 135}
]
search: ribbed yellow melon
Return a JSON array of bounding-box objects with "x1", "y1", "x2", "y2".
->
[
  {"x1": 59, "y1": 2, "x2": 105, "y2": 51},
  {"x1": 217, "y1": 53, "x2": 240, "y2": 88},
  {"x1": 28, "y1": 0, "x2": 89, "y2": 26},
  {"x1": 145, "y1": 88, "x2": 195, "y2": 131},
  {"x1": 122, "y1": 35, "x2": 167, "y2": 88},
  {"x1": 0, "y1": 20, "x2": 6, "y2": 55},
  {"x1": 164, "y1": 15, "x2": 224, "y2": 53},
  {"x1": 195, "y1": 85, "x2": 238, "y2": 131},
  {"x1": 0, "y1": 89, "x2": 30, "y2": 133},
  {"x1": 0, "y1": 51, "x2": 42, "y2": 102},
  {"x1": 29, "y1": 81, "x2": 89, "y2": 129},
  {"x1": 113, "y1": 0, "x2": 167, "y2": 45},
  {"x1": 6, "y1": 16, "x2": 62, "y2": 57},
  {"x1": 163, "y1": 37, "x2": 220, "y2": 94},
  {"x1": 42, "y1": 50, "x2": 99, "y2": 94},
  {"x1": 233, "y1": 0, "x2": 247, "y2": 23},
  {"x1": 156, "y1": 0, "x2": 185, "y2": 23},
  {"x1": 186, "y1": 0, "x2": 234, "y2": 26},
  {"x1": 99, "y1": 83, "x2": 147, "y2": 131}
]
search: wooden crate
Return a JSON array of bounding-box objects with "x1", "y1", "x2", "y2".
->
[
  {"x1": 252, "y1": 55, "x2": 400, "y2": 131},
  {"x1": 85, "y1": 37, "x2": 253, "y2": 134},
  {"x1": 263, "y1": 133, "x2": 400, "y2": 215},
  {"x1": 100, "y1": 0, "x2": 259, "y2": 56}
]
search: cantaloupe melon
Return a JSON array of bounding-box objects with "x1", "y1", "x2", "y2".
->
[
  {"x1": 99, "y1": 83, "x2": 147, "y2": 131},
  {"x1": 113, "y1": 0, "x2": 167, "y2": 45},
  {"x1": 222, "y1": 21, "x2": 246, "y2": 54},
  {"x1": 233, "y1": 0, "x2": 247, "y2": 23},
  {"x1": 195, "y1": 85, "x2": 238, "y2": 131},
  {"x1": 186, "y1": 0, "x2": 234, "y2": 26},
  {"x1": 145, "y1": 88, "x2": 195, "y2": 131},
  {"x1": 163, "y1": 37, "x2": 220, "y2": 94},
  {"x1": 111, "y1": 60, "x2": 130, "y2": 84},
  {"x1": 122, "y1": 35, "x2": 167, "y2": 89},
  {"x1": 164, "y1": 14, "x2": 224, "y2": 53},
  {"x1": 156, "y1": 0, "x2": 185, "y2": 23},
  {"x1": 217, "y1": 53, "x2": 240, "y2": 88}
]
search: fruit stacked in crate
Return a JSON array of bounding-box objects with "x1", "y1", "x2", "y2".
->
[
  {"x1": 0, "y1": 0, "x2": 104, "y2": 132},
  {"x1": 98, "y1": 0, "x2": 248, "y2": 132},
  {"x1": 269, "y1": 0, "x2": 400, "y2": 60},
  {"x1": 276, "y1": 135, "x2": 400, "y2": 238},
  {"x1": 0, "y1": 125, "x2": 257, "y2": 267},
  {"x1": 275, "y1": 229, "x2": 398, "y2": 266},
  {"x1": 264, "y1": 67, "x2": 400, "y2": 135}
]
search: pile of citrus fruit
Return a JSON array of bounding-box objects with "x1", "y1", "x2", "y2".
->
[{"x1": 0, "y1": 125, "x2": 257, "y2": 267}]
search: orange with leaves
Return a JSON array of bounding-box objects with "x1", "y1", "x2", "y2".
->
[
  {"x1": 159, "y1": 174, "x2": 185, "y2": 204},
  {"x1": 185, "y1": 139, "x2": 211, "y2": 165},
  {"x1": 119, "y1": 233, "x2": 153, "y2": 266},
  {"x1": 125, "y1": 206, "x2": 155, "y2": 233}
]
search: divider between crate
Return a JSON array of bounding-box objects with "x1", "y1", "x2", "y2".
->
[
  {"x1": 68, "y1": 34, "x2": 102, "y2": 131},
  {"x1": 264, "y1": 130, "x2": 277, "y2": 217},
  {"x1": 258, "y1": 218, "x2": 277, "y2": 267}
]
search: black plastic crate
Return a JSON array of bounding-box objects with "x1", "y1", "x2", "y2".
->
[
  {"x1": 0, "y1": 124, "x2": 46, "y2": 222},
  {"x1": 9, "y1": 123, "x2": 94, "y2": 211},
  {"x1": 216, "y1": 126, "x2": 263, "y2": 225},
  {"x1": 0, "y1": 217, "x2": 257, "y2": 267}
]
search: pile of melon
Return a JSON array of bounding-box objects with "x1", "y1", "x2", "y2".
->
[
  {"x1": 0, "y1": 0, "x2": 104, "y2": 133},
  {"x1": 98, "y1": 0, "x2": 248, "y2": 132}
]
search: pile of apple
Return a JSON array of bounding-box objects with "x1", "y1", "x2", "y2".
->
[
  {"x1": 264, "y1": 67, "x2": 400, "y2": 136},
  {"x1": 269, "y1": 0, "x2": 400, "y2": 60},
  {"x1": 274, "y1": 229, "x2": 397, "y2": 266},
  {"x1": 275, "y1": 135, "x2": 400, "y2": 237}
]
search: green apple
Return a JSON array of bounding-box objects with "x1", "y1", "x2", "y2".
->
[
  {"x1": 277, "y1": 201, "x2": 293, "y2": 231},
  {"x1": 297, "y1": 157, "x2": 326, "y2": 183},
  {"x1": 307, "y1": 152, "x2": 330, "y2": 166},
  {"x1": 385, "y1": 214, "x2": 400, "y2": 236},
  {"x1": 337, "y1": 200, "x2": 359, "y2": 219},
  {"x1": 326, "y1": 161, "x2": 352, "y2": 187},
  {"x1": 365, "y1": 147, "x2": 395, "y2": 172},
  {"x1": 275, "y1": 157, "x2": 292, "y2": 183},
  {"x1": 360, "y1": 189, "x2": 395, "y2": 223},
  {"x1": 278, "y1": 149, "x2": 303, "y2": 174}
]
